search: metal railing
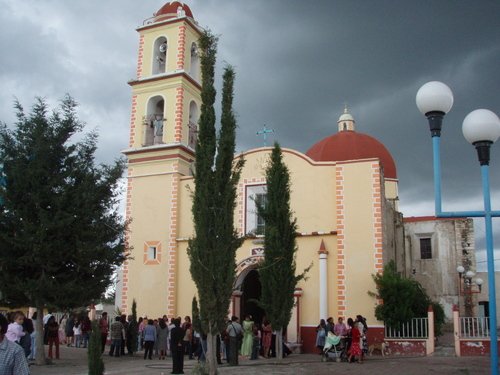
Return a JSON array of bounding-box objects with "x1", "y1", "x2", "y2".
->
[
  {"x1": 385, "y1": 317, "x2": 429, "y2": 339},
  {"x1": 460, "y1": 317, "x2": 490, "y2": 338}
]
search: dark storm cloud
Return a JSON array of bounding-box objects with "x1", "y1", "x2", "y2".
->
[{"x1": 1, "y1": 0, "x2": 499, "y2": 268}]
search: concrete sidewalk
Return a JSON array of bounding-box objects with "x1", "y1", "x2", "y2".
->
[{"x1": 29, "y1": 345, "x2": 492, "y2": 375}]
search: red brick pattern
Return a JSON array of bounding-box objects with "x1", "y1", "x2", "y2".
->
[
  {"x1": 335, "y1": 166, "x2": 346, "y2": 315},
  {"x1": 372, "y1": 162, "x2": 384, "y2": 273},
  {"x1": 128, "y1": 95, "x2": 138, "y2": 148},
  {"x1": 166, "y1": 163, "x2": 180, "y2": 316},
  {"x1": 177, "y1": 25, "x2": 186, "y2": 70},
  {"x1": 121, "y1": 167, "x2": 134, "y2": 313},
  {"x1": 136, "y1": 34, "x2": 145, "y2": 79},
  {"x1": 174, "y1": 87, "x2": 184, "y2": 142}
]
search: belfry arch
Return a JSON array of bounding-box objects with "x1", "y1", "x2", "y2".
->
[
  {"x1": 143, "y1": 96, "x2": 165, "y2": 146},
  {"x1": 152, "y1": 36, "x2": 167, "y2": 75}
]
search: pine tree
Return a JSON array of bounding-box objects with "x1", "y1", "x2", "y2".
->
[
  {"x1": 187, "y1": 30, "x2": 244, "y2": 375},
  {"x1": 88, "y1": 320, "x2": 104, "y2": 375},
  {"x1": 258, "y1": 143, "x2": 310, "y2": 359},
  {"x1": 0, "y1": 97, "x2": 127, "y2": 365}
]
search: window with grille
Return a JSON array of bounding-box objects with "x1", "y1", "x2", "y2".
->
[{"x1": 420, "y1": 238, "x2": 432, "y2": 259}]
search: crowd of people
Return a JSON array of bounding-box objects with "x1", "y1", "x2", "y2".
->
[
  {"x1": 0, "y1": 309, "x2": 298, "y2": 375},
  {"x1": 315, "y1": 314, "x2": 368, "y2": 363}
]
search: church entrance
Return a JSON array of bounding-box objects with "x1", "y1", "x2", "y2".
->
[{"x1": 240, "y1": 269, "x2": 265, "y2": 326}]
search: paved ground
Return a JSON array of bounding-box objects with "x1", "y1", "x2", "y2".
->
[{"x1": 29, "y1": 345, "x2": 492, "y2": 375}]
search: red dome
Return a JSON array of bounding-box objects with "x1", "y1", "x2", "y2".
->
[
  {"x1": 155, "y1": 2, "x2": 194, "y2": 21},
  {"x1": 306, "y1": 131, "x2": 397, "y2": 178}
]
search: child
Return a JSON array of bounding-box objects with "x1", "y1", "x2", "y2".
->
[
  {"x1": 73, "y1": 319, "x2": 82, "y2": 348},
  {"x1": 6, "y1": 311, "x2": 25, "y2": 343}
]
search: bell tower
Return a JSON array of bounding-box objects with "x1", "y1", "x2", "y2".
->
[{"x1": 120, "y1": 2, "x2": 202, "y2": 316}]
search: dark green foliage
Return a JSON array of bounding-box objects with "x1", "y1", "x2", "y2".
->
[
  {"x1": 187, "y1": 30, "x2": 244, "y2": 340},
  {"x1": 192, "y1": 296, "x2": 202, "y2": 334},
  {"x1": 0, "y1": 96, "x2": 126, "y2": 311},
  {"x1": 258, "y1": 144, "x2": 310, "y2": 338},
  {"x1": 431, "y1": 301, "x2": 445, "y2": 336},
  {"x1": 129, "y1": 299, "x2": 138, "y2": 353},
  {"x1": 373, "y1": 260, "x2": 445, "y2": 335},
  {"x1": 88, "y1": 320, "x2": 104, "y2": 375}
]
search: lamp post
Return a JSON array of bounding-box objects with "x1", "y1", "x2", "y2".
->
[
  {"x1": 416, "y1": 81, "x2": 500, "y2": 374},
  {"x1": 457, "y1": 265, "x2": 484, "y2": 318}
]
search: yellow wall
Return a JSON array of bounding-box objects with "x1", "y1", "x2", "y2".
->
[
  {"x1": 341, "y1": 162, "x2": 379, "y2": 323},
  {"x1": 172, "y1": 149, "x2": 382, "y2": 325}
]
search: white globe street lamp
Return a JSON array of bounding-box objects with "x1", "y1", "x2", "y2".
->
[{"x1": 416, "y1": 81, "x2": 500, "y2": 374}]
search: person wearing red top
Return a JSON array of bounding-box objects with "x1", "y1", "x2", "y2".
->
[
  {"x1": 347, "y1": 324, "x2": 362, "y2": 363},
  {"x1": 99, "y1": 312, "x2": 109, "y2": 353}
]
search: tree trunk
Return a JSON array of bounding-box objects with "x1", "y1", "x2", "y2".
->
[
  {"x1": 35, "y1": 303, "x2": 46, "y2": 365},
  {"x1": 276, "y1": 328, "x2": 283, "y2": 360},
  {"x1": 206, "y1": 331, "x2": 218, "y2": 375}
]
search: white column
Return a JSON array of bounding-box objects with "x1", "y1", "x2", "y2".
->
[
  {"x1": 319, "y1": 250, "x2": 328, "y2": 320},
  {"x1": 426, "y1": 305, "x2": 435, "y2": 355},
  {"x1": 453, "y1": 305, "x2": 461, "y2": 357}
]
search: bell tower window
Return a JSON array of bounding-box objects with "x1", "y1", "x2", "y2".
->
[
  {"x1": 189, "y1": 42, "x2": 199, "y2": 81},
  {"x1": 188, "y1": 101, "x2": 199, "y2": 149},
  {"x1": 143, "y1": 96, "x2": 165, "y2": 146},
  {"x1": 152, "y1": 37, "x2": 167, "y2": 75}
]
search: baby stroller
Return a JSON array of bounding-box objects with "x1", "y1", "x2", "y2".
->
[{"x1": 321, "y1": 332, "x2": 346, "y2": 362}]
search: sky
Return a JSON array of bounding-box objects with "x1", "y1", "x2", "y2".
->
[{"x1": 1, "y1": 0, "x2": 499, "y2": 271}]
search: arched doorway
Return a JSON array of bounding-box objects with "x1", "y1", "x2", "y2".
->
[{"x1": 240, "y1": 269, "x2": 265, "y2": 326}]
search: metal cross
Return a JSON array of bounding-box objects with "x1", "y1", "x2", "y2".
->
[{"x1": 256, "y1": 124, "x2": 274, "y2": 147}]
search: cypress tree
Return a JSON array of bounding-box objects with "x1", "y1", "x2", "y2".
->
[
  {"x1": 192, "y1": 296, "x2": 202, "y2": 335},
  {"x1": 258, "y1": 143, "x2": 310, "y2": 359},
  {"x1": 88, "y1": 320, "x2": 104, "y2": 375},
  {"x1": 129, "y1": 299, "x2": 138, "y2": 354},
  {"x1": 187, "y1": 30, "x2": 244, "y2": 375}
]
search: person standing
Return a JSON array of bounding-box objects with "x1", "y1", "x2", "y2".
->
[
  {"x1": 250, "y1": 323, "x2": 260, "y2": 360},
  {"x1": 347, "y1": 319, "x2": 362, "y2": 363},
  {"x1": 65, "y1": 315, "x2": 74, "y2": 347},
  {"x1": 170, "y1": 318, "x2": 185, "y2": 374},
  {"x1": 72, "y1": 319, "x2": 82, "y2": 348},
  {"x1": 109, "y1": 316, "x2": 125, "y2": 357},
  {"x1": 157, "y1": 318, "x2": 169, "y2": 360},
  {"x1": 46, "y1": 316, "x2": 60, "y2": 360},
  {"x1": 99, "y1": 312, "x2": 109, "y2": 353},
  {"x1": 262, "y1": 319, "x2": 272, "y2": 358},
  {"x1": 315, "y1": 319, "x2": 327, "y2": 354},
  {"x1": 0, "y1": 314, "x2": 30, "y2": 375},
  {"x1": 226, "y1": 316, "x2": 242, "y2": 366},
  {"x1": 334, "y1": 317, "x2": 348, "y2": 337},
  {"x1": 137, "y1": 317, "x2": 145, "y2": 351},
  {"x1": 28, "y1": 311, "x2": 37, "y2": 361},
  {"x1": 167, "y1": 317, "x2": 175, "y2": 357},
  {"x1": 325, "y1": 317, "x2": 335, "y2": 335},
  {"x1": 58, "y1": 314, "x2": 67, "y2": 346},
  {"x1": 81, "y1": 317, "x2": 91, "y2": 349},
  {"x1": 240, "y1": 315, "x2": 253, "y2": 357},
  {"x1": 126, "y1": 314, "x2": 137, "y2": 356},
  {"x1": 181, "y1": 316, "x2": 193, "y2": 360},
  {"x1": 143, "y1": 319, "x2": 156, "y2": 360},
  {"x1": 120, "y1": 315, "x2": 128, "y2": 356},
  {"x1": 20, "y1": 317, "x2": 34, "y2": 358}
]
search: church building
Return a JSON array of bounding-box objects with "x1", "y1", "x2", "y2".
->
[{"x1": 118, "y1": 1, "x2": 402, "y2": 352}]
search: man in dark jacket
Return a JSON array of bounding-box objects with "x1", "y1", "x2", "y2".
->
[{"x1": 170, "y1": 318, "x2": 185, "y2": 374}]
